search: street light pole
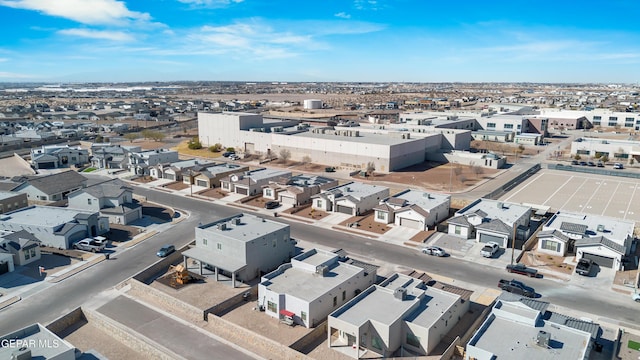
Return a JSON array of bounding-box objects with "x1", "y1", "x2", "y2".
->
[{"x1": 510, "y1": 222, "x2": 517, "y2": 266}]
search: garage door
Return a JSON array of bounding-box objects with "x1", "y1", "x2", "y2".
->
[
  {"x1": 280, "y1": 196, "x2": 296, "y2": 206},
  {"x1": 38, "y1": 161, "x2": 56, "y2": 169},
  {"x1": 582, "y1": 252, "x2": 615, "y2": 268},
  {"x1": 165, "y1": 174, "x2": 175, "y2": 181},
  {"x1": 399, "y1": 218, "x2": 422, "y2": 230},
  {"x1": 196, "y1": 180, "x2": 208, "y2": 187},
  {"x1": 479, "y1": 233, "x2": 505, "y2": 246},
  {"x1": 236, "y1": 187, "x2": 248, "y2": 195},
  {"x1": 0, "y1": 261, "x2": 8, "y2": 275},
  {"x1": 336, "y1": 205, "x2": 353, "y2": 215}
]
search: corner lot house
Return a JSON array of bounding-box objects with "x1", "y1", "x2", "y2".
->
[
  {"x1": 263, "y1": 174, "x2": 338, "y2": 206},
  {"x1": 183, "y1": 213, "x2": 295, "y2": 287},
  {"x1": 328, "y1": 273, "x2": 468, "y2": 359},
  {"x1": 30, "y1": 144, "x2": 89, "y2": 169},
  {"x1": 67, "y1": 179, "x2": 142, "y2": 225},
  {"x1": 258, "y1": 248, "x2": 377, "y2": 328},
  {"x1": 466, "y1": 299, "x2": 596, "y2": 360},
  {"x1": 540, "y1": 211, "x2": 634, "y2": 270},
  {"x1": 192, "y1": 163, "x2": 250, "y2": 188},
  {"x1": 312, "y1": 182, "x2": 390, "y2": 216},
  {"x1": 374, "y1": 189, "x2": 450, "y2": 230},
  {"x1": 12, "y1": 170, "x2": 87, "y2": 205},
  {"x1": 0, "y1": 206, "x2": 109, "y2": 249},
  {"x1": 128, "y1": 148, "x2": 179, "y2": 175},
  {"x1": 447, "y1": 198, "x2": 531, "y2": 248}
]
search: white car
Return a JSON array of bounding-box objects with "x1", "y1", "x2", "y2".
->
[
  {"x1": 421, "y1": 246, "x2": 446, "y2": 257},
  {"x1": 481, "y1": 242, "x2": 500, "y2": 258},
  {"x1": 633, "y1": 293, "x2": 640, "y2": 303},
  {"x1": 613, "y1": 163, "x2": 624, "y2": 169}
]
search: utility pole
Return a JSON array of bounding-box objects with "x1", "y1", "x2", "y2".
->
[{"x1": 510, "y1": 223, "x2": 517, "y2": 265}]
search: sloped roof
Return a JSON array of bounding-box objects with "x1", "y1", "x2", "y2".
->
[
  {"x1": 575, "y1": 236, "x2": 626, "y2": 254},
  {"x1": 476, "y1": 218, "x2": 511, "y2": 234},
  {"x1": 21, "y1": 171, "x2": 86, "y2": 195},
  {"x1": 560, "y1": 222, "x2": 588, "y2": 235},
  {"x1": 537, "y1": 229, "x2": 571, "y2": 243},
  {"x1": 0, "y1": 230, "x2": 40, "y2": 251},
  {"x1": 82, "y1": 180, "x2": 132, "y2": 198},
  {"x1": 548, "y1": 312, "x2": 600, "y2": 338},
  {"x1": 373, "y1": 203, "x2": 394, "y2": 212},
  {"x1": 447, "y1": 215, "x2": 472, "y2": 226},
  {"x1": 396, "y1": 204, "x2": 430, "y2": 218}
]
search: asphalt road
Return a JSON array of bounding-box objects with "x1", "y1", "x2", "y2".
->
[{"x1": 0, "y1": 185, "x2": 638, "y2": 339}]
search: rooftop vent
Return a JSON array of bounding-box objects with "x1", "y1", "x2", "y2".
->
[
  {"x1": 232, "y1": 218, "x2": 241, "y2": 225},
  {"x1": 217, "y1": 223, "x2": 227, "y2": 231},
  {"x1": 315, "y1": 265, "x2": 329, "y2": 276},
  {"x1": 596, "y1": 224, "x2": 605, "y2": 232},
  {"x1": 393, "y1": 287, "x2": 407, "y2": 301},
  {"x1": 536, "y1": 330, "x2": 550, "y2": 348}
]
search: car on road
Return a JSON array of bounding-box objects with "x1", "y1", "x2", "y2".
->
[
  {"x1": 222, "y1": 151, "x2": 235, "y2": 158},
  {"x1": 506, "y1": 263, "x2": 538, "y2": 278},
  {"x1": 264, "y1": 201, "x2": 280, "y2": 209},
  {"x1": 481, "y1": 242, "x2": 500, "y2": 258},
  {"x1": 571, "y1": 160, "x2": 579, "y2": 165},
  {"x1": 597, "y1": 161, "x2": 605, "y2": 167},
  {"x1": 579, "y1": 161, "x2": 588, "y2": 166},
  {"x1": 228, "y1": 154, "x2": 240, "y2": 160},
  {"x1": 421, "y1": 246, "x2": 446, "y2": 257},
  {"x1": 613, "y1": 163, "x2": 624, "y2": 169},
  {"x1": 156, "y1": 245, "x2": 175, "y2": 257},
  {"x1": 575, "y1": 258, "x2": 594, "y2": 276},
  {"x1": 633, "y1": 293, "x2": 640, "y2": 302},
  {"x1": 498, "y1": 279, "x2": 535, "y2": 298},
  {"x1": 587, "y1": 161, "x2": 596, "y2": 167}
]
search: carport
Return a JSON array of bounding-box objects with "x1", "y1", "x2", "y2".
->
[{"x1": 182, "y1": 247, "x2": 247, "y2": 287}]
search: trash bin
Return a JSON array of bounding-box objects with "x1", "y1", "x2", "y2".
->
[{"x1": 105, "y1": 253, "x2": 110, "y2": 260}]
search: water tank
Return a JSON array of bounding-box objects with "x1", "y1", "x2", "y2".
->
[{"x1": 303, "y1": 99, "x2": 323, "y2": 110}]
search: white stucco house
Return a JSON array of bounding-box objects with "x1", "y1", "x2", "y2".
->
[
  {"x1": 311, "y1": 182, "x2": 389, "y2": 216},
  {"x1": 373, "y1": 189, "x2": 450, "y2": 231}
]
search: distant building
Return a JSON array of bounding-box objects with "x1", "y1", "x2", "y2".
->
[
  {"x1": 67, "y1": 179, "x2": 142, "y2": 225},
  {"x1": 374, "y1": 189, "x2": 450, "y2": 231},
  {"x1": 12, "y1": 171, "x2": 87, "y2": 205},
  {"x1": 303, "y1": 99, "x2": 323, "y2": 110},
  {"x1": 263, "y1": 174, "x2": 338, "y2": 206},
  {"x1": 192, "y1": 163, "x2": 250, "y2": 188},
  {"x1": 220, "y1": 168, "x2": 291, "y2": 196},
  {"x1": 312, "y1": 182, "x2": 390, "y2": 216},
  {"x1": 30, "y1": 145, "x2": 89, "y2": 169},
  {"x1": 0, "y1": 191, "x2": 28, "y2": 214},
  {"x1": 570, "y1": 137, "x2": 640, "y2": 163},
  {"x1": 182, "y1": 213, "x2": 295, "y2": 287},
  {"x1": 128, "y1": 148, "x2": 179, "y2": 175}
]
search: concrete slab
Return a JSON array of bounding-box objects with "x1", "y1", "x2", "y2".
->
[{"x1": 97, "y1": 295, "x2": 256, "y2": 360}]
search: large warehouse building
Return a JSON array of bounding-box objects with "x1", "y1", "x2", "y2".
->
[{"x1": 198, "y1": 112, "x2": 472, "y2": 173}]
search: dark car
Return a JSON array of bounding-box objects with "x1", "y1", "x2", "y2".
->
[
  {"x1": 587, "y1": 161, "x2": 596, "y2": 167},
  {"x1": 571, "y1": 160, "x2": 579, "y2": 165},
  {"x1": 222, "y1": 151, "x2": 236, "y2": 157},
  {"x1": 506, "y1": 263, "x2": 538, "y2": 278},
  {"x1": 265, "y1": 201, "x2": 280, "y2": 209},
  {"x1": 597, "y1": 162, "x2": 605, "y2": 167},
  {"x1": 576, "y1": 258, "x2": 593, "y2": 276},
  {"x1": 498, "y1": 279, "x2": 535, "y2": 298},
  {"x1": 579, "y1": 161, "x2": 588, "y2": 166},
  {"x1": 156, "y1": 245, "x2": 175, "y2": 257}
]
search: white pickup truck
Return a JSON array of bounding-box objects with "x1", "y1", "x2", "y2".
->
[
  {"x1": 73, "y1": 236, "x2": 107, "y2": 252},
  {"x1": 481, "y1": 241, "x2": 500, "y2": 258}
]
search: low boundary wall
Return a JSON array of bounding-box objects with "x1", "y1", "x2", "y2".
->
[
  {"x1": 289, "y1": 320, "x2": 328, "y2": 353},
  {"x1": 128, "y1": 278, "x2": 204, "y2": 321},
  {"x1": 484, "y1": 163, "x2": 541, "y2": 200},
  {"x1": 548, "y1": 163, "x2": 640, "y2": 179},
  {"x1": 132, "y1": 248, "x2": 185, "y2": 284}
]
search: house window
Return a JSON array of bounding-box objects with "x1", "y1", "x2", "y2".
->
[
  {"x1": 265, "y1": 189, "x2": 272, "y2": 197},
  {"x1": 486, "y1": 122, "x2": 496, "y2": 128},
  {"x1": 455, "y1": 226, "x2": 461, "y2": 235},
  {"x1": 342, "y1": 290, "x2": 346, "y2": 301},
  {"x1": 25, "y1": 250, "x2": 31, "y2": 260},
  {"x1": 301, "y1": 311, "x2": 307, "y2": 322},
  {"x1": 273, "y1": 239, "x2": 277, "y2": 247},
  {"x1": 217, "y1": 243, "x2": 222, "y2": 250},
  {"x1": 504, "y1": 124, "x2": 514, "y2": 129},
  {"x1": 593, "y1": 116, "x2": 601, "y2": 121},
  {"x1": 267, "y1": 301, "x2": 277, "y2": 313},
  {"x1": 406, "y1": 333, "x2": 421, "y2": 348},
  {"x1": 315, "y1": 200, "x2": 322, "y2": 207},
  {"x1": 87, "y1": 199, "x2": 92, "y2": 205},
  {"x1": 203, "y1": 238, "x2": 208, "y2": 245},
  {"x1": 542, "y1": 240, "x2": 559, "y2": 252},
  {"x1": 376, "y1": 211, "x2": 386, "y2": 220},
  {"x1": 333, "y1": 296, "x2": 337, "y2": 307},
  {"x1": 371, "y1": 336, "x2": 383, "y2": 351},
  {"x1": 29, "y1": 249, "x2": 36, "y2": 258}
]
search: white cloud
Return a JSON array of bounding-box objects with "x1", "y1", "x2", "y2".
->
[
  {"x1": 178, "y1": 0, "x2": 243, "y2": 8},
  {"x1": 0, "y1": 71, "x2": 36, "y2": 78},
  {"x1": 334, "y1": 12, "x2": 351, "y2": 19},
  {"x1": 0, "y1": 0, "x2": 151, "y2": 26},
  {"x1": 58, "y1": 28, "x2": 135, "y2": 41},
  {"x1": 0, "y1": 58, "x2": 8, "y2": 62}
]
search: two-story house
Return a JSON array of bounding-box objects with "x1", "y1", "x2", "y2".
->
[
  {"x1": 263, "y1": 174, "x2": 338, "y2": 207},
  {"x1": 312, "y1": 182, "x2": 390, "y2": 216},
  {"x1": 67, "y1": 179, "x2": 142, "y2": 225},
  {"x1": 374, "y1": 189, "x2": 450, "y2": 231}
]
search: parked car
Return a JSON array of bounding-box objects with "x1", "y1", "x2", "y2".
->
[
  {"x1": 613, "y1": 163, "x2": 624, "y2": 169},
  {"x1": 481, "y1": 242, "x2": 500, "y2": 258},
  {"x1": 633, "y1": 293, "x2": 640, "y2": 302},
  {"x1": 597, "y1": 161, "x2": 604, "y2": 167},
  {"x1": 575, "y1": 258, "x2": 594, "y2": 276},
  {"x1": 421, "y1": 246, "x2": 446, "y2": 257},
  {"x1": 229, "y1": 154, "x2": 240, "y2": 160},
  {"x1": 579, "y1": 161, "x2": 588, "y2": 166},
  {"x1": 498, "y1": 279, "x2": 535, "y2": 298},
  {"x1": 506, "y1": 263, "x2": 538, "y2": 278},
  {"x1": 222, "y1": 151, "x2": 235, "y2": 158},
  {"x1": 73, "y1": 237, "x2": 107, "y2": 253},
  {"x1": 264, "y1": 201, "x2": 280, "y2": 209},
  {"x1": 571, "y1": 160, "x2": 579, "y2": 165},
  {"x1": 587, "y1": 161, "x2": 596, "y2": 167},
  {"x1": 156, "y1": 245, "x2": 175, "y2": 257}
]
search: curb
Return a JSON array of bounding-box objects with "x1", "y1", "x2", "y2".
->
[
  {"x1": 125, "y1": 230, "x2": 159, "y2": 248},
  {"x1": 0, "y1": 295, "x2": 21, "y2": 310},
  {"x1": 48, "y1": 256, "x2": 107, "y2": 283}
]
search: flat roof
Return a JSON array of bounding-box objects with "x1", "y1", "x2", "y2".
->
[
  {"x1": 0, "y1": 323, "x2": 74, "y2": 359},
  {"x1": 197, "y1": 213, "x2": 288, "y2": 243},
  {"x1": 0, "y1": 191, "x2": 22, "y2": 201},
  {"x1": 205, "y1": 163, "x2": 246, "y2": 175},
  {"x1": 287, "y1": 174, "x2": 336, "y2": 187},
  {"x1": 290, "y1": 130, "x2": 422, "y2": 146},
  {"x1": 470, "y1": 302, "x2": 590, "y2": 360},
  {"x1": 389, "y1": 189, "x2": 450, "y2": 210},
  {"x1": 261, "y1": 249, "x2": 363, "y2": 302},
  {"x1": 457, "y1": 198, "x2": 530, "y2": 224},
  {"x1": 0, "y1": 206, "x2": 94, "y2": 227},
  {"x1": 322, "y1": 182, "x2": 389, "y2": 201},
  {"x1": 544, "y1": 211, "x2": 633, "y2": 244},
  {"x1": 331, "y1": 273, "x2": 460, "y2": 328},
  {"x1": 244, "y1": 168, "x2": 290, "y2": 181}
]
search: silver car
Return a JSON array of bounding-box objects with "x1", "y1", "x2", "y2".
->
[{"x1": 421, "y1": 246, "x2": 446, "y2": 257}]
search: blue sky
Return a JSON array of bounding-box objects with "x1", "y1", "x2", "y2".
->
[{"x1": 1, "y1": 0, "x2": 639, "y2": 83}]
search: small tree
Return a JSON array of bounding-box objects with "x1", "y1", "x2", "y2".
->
[
  {"x1": 302, "y1": 155, "x2": 312, "y2": 168},
  {"x1": 95, "y1": 135, "x2": 104, "y2": 143},
  {"x1": 149, "y1": 131, "x2": 165, "y2": 142},
  {"x1": 472, "y1": 165, "x2": 484, "y2": 178},
  {"x1": 279, "y1": 149, "x2": 291, "y2": 163},
  {"x1": 453, "y1": 164, "x2": 462, "y2": 177},
  {"x1": 574, "y1": 154, "x2": 581, "y2": 160},
  {"x1": 187, "y1": 137, "x2": 202, "y2": 149},
  {"x1": 366, "y1": 161, "x2": 376, "y2": 176},
  {"x1": 124, "y1": 133, "x2": 140, "y2": 143},
  {"x1": 209, "y1": 143, "x2": 222, "y2": 152},
  {"x1": 600, "y1": 154, "x2": 609, "y2": 163},
  {"x1": 458, "y1": 175, "x2": 467, "y2": 184},
  {"x1": 141, "y1": 129, "x2": 152, "y2": 140},
  {"x1": 226, "y1": 147, "x2": 235, "y2": 152}
]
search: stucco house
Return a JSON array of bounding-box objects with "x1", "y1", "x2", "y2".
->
[
  {"x1": 192, "y1": 163, "x2": 249, "y2": 188},
  {"x1": 67, "y1": 179, "x2": 142, "y2": 225},
  {"x1": 263, "y1": 174, "x2": 338, "y2": 207},
  {"x1": 312, "y1": 182, "x2": 390, "y2": 216},
  {"x1": 220, "y1": 168, "x2": 291, "y2": 196},
  {"x1": 12, "y1": 171, "x2": 87, "y2": 205},
  {"x1": 0, "y1": 230, "x2": 41, "y2": 267},
  {"x1": 374, "y1": 190, "x2": 450, "y2": 231},
  {"x1": 447, "y1": 198, "x2": 531, "y2": 248},
  {"x1": 30, "y1": 145, "x2": 89, "y2": 170}
]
